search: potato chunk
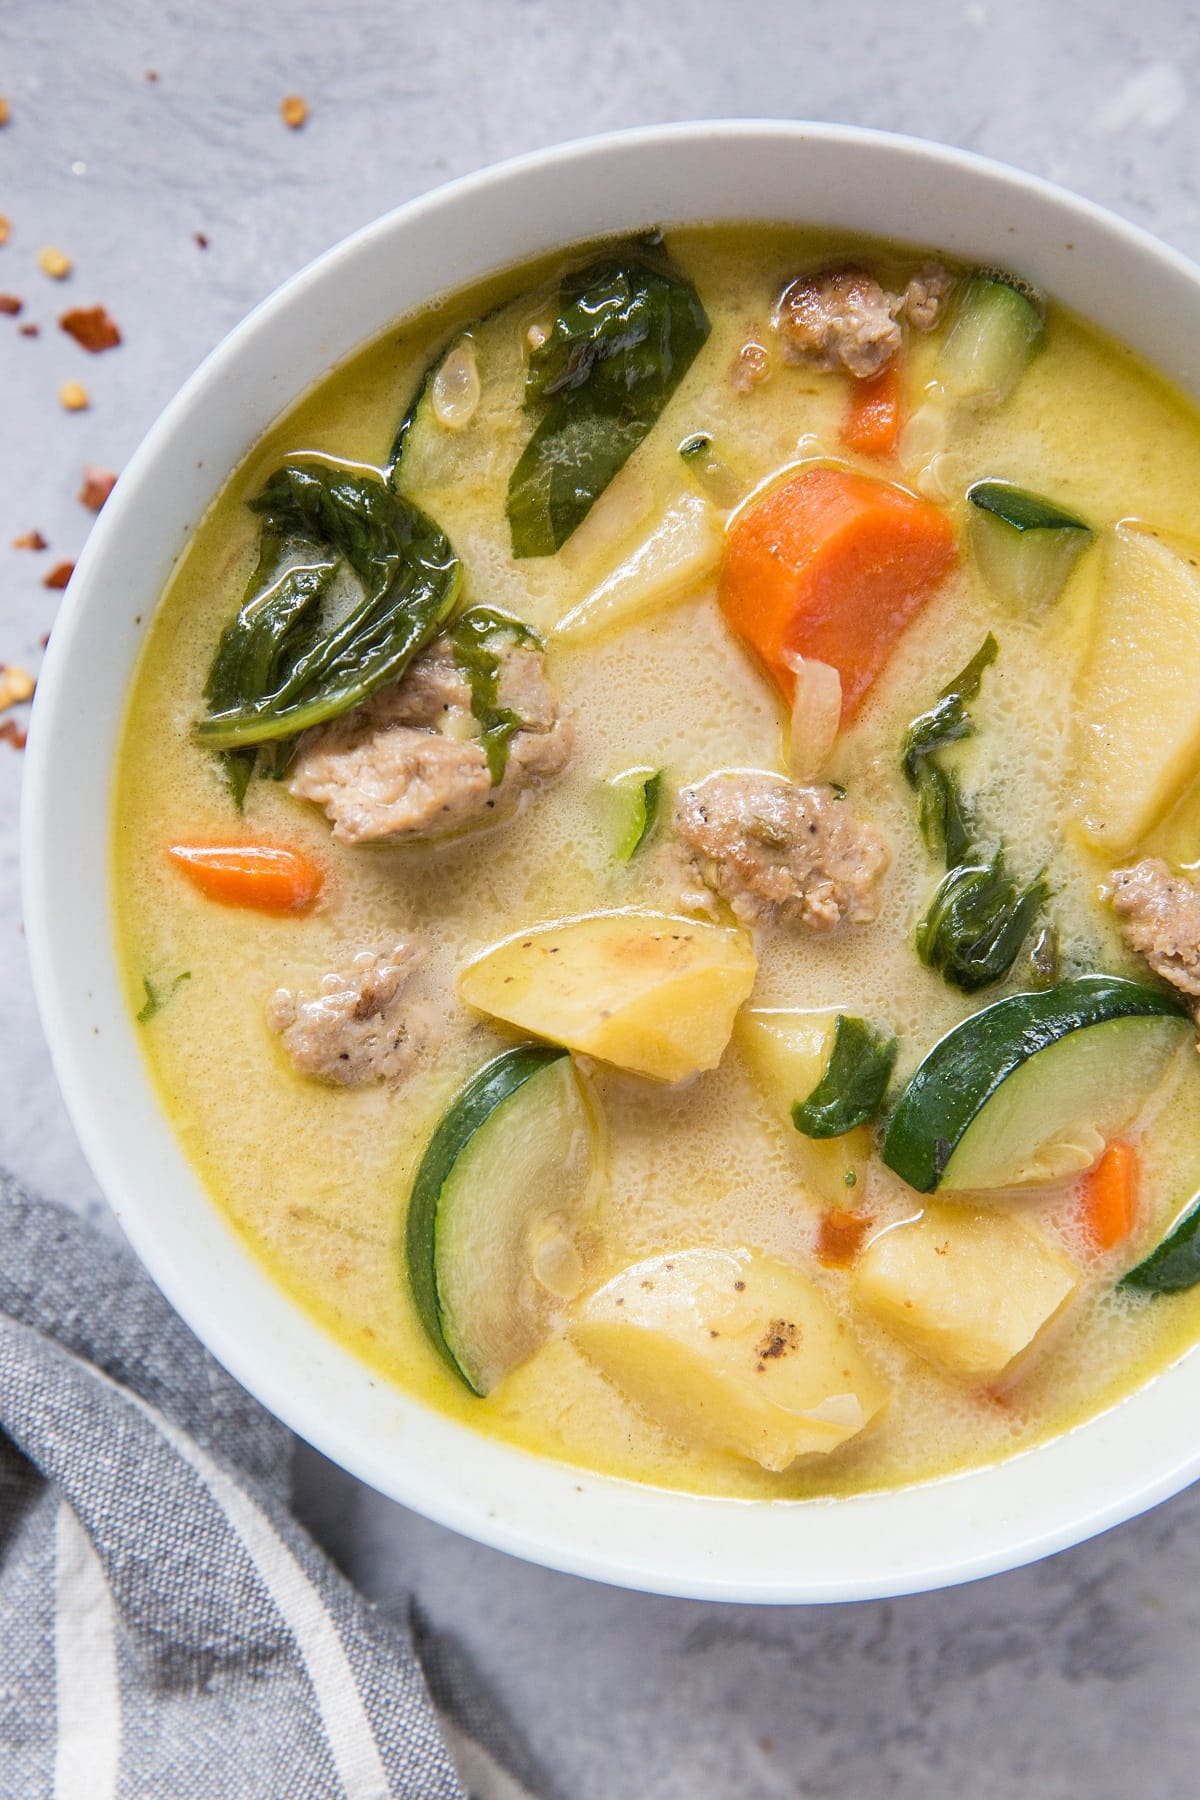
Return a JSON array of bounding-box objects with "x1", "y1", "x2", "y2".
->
[
  {"x1": 458, "y1": 911, "x2": 756, "y2": 1082},
  {"x1": 1074, "y1": 525, "x2": 1200, "y2": 852},
  {"x1": 572, "y1": 1248, "x2": 888, "y2": 1469},
  {"x1": 853, "y1": 1205, "x2": 1078, "y2": 1381},
  {"x1": 735, "y1": 1008, "x2": 870, "y2": 1201}
]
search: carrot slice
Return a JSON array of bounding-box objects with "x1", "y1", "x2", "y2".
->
[
  {"x1": 166, "y1": 842, "x2": 324, "y2": 914},
  {"x1": 1078, "y1": 1141, "x2": 1138, "y2": 1252},
  {"x1": 840, "y1": 363, "x2": 902, "y2": 458},
  {"x1": 719, "y1": 467, "x2": 957, "y2": 721}
]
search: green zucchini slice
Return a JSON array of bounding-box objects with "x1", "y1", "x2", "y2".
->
[
  {"x1": 606, "y1": 768, "x2": 665, "y2": 861},
  {"x1": 405, "y1": 1044, "x2": 597, "y2": 1394},
  {"x1": 1122, "y1": 1197, "x2": 1200, "y2": 1295},
  {"x1": 882, "y1": 976, "x2": 1189, "y2": 1194},
  {"x1": 939, "y1": 271, "x2": 1044, "y2": 404},
  {"x1": 968, "y1": 479, "x2": 1093, "y2": 612}
]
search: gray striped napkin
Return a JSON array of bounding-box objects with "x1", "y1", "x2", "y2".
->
[{"x1": 0, "y1": 1174, "x2": 544, "y2": 1799}]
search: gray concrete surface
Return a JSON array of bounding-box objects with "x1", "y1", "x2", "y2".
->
[{"x1": 4, "y1": 2, "x2": 1200, "y2": 1793}]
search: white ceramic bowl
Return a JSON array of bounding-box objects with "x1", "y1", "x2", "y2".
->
[{"x1": 24, "y1": 122, "x2": 1200, "y2": 1602}]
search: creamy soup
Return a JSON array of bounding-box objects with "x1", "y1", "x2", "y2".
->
[{"x1": 114, "y1": 226, "x2": 1200, "y2": 1500}]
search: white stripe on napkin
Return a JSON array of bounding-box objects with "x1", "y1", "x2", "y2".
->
[
  {"x1": 153, "y1": 1412, "x2": 393, "y2": 1800},
  {"x1": 439, "y1": 1715, "x2": 540, "y2": 1800},
  {"x1": 54, "y1": 1500, "x2": 120, "y2": 1800}
]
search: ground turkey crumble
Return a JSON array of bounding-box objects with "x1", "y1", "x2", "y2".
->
[
  {"x1": 1109, "y1": 857, "x2": 1200, "y2": 999},
  {"x1": 772, "y1": 263, "x2": 954, "y2": 379},
  {"x1": 675, "y1": 771, "x2": 889, "y2": 931},
  {"x1": 267, "y1": 940, "x2": 442, "y2": 1086},
  {"x1": 288, "y1": 635, "x2": 571, "y2": 845}
]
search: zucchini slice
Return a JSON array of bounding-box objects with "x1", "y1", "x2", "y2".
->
[
  {"x1": 968, "y1": 480, "x2": 1093, "y2": 612},
  {"x1": 882, "y1": 976, "x2": 1189, "y2": 1194},
  {"x1": 1122, "y1": 1196, "x2": 1200, "y2": 1295},
  {"x1": 939, "y1": 270, "x2": 1044, "y2": 404},
  {"x1": 606, "y1": 768, "x2": 665, "y2": 861},
  {"x1": 406, "y1": 1045, "x2": 596, "y2": 1394}
]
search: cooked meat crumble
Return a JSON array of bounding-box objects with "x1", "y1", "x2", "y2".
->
[
  {"x1": 772, "y1": 262, "x2": 953, "y2": 377},
  {"x1": 675, "y1": 771, "x2": 889, "y2": 931},
  {"x1": 267, "y1": 940, "x2": 442, "y2": 1086},
  {"x1": 1109, "y1": 858, "x2": 1200, "y2": 999},
  {"x1": 288, "y1": 634, "x2": 571, "y2": 845}
]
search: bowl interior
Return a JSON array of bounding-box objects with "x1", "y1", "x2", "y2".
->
[{"x1": 24, "y1": 121, "x2": 1200, "y2": 1602}]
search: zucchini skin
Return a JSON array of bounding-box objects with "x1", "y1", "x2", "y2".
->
[
  {"x1": 1122, "y1": 1198, "x2": 1200, "y2": 1295},
  {"x1": 967, "y1": 480, "x2": 1091, "y2": 535},
  {"x1": 405, "y1": 1043, "x2": 567, "y2": 1391},
  {"x1": 882, "y1": 976, "x2": 1189, "y2": 1194}
]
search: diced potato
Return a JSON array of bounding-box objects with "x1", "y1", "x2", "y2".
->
[
  {"x1": 735, "y1": 1008, "x2": 870, "y2": 1201},
  {"x1": 1074, "y1": 525, "x2": 1200, "y2": 852},
  {"x1": 458, "y1": 911, "x2": 756, "y2": 1082},
  {"x1": 853, "y1": 1205, "x2": 1078, "y2": 1381},
  {"x1": 572, "y1": 1248, "x2": 889, "y2": 1469},
  {"x1": 555, "y1": 490, "x2": 723, "y2": 643}
]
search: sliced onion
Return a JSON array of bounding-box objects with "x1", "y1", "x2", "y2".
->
[
  {"x1": 431, "y1": 337, "x2": 481, "y2": 431},
  {"x1": 897, "y1": 402, "x2": 948, "y2": 473},
  {"x1": 787, "y1": 655, "x2": 842, "y2": 779},
  {"x1": 916, "y1": 453, "x2": 956, "y2": 503},
  {"x1": 527, "y1": 1216, "x2": 584, "y2": 1301}
]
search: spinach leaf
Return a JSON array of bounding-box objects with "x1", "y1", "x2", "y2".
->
[
  {"x1": 902, "y1": 634, "x2": 1045, "y2": 991},
  {"x1": 137, "y1": 970, "x2": 191, "y2": 1024},
  {"x1": 1122, "y1": 1197, "x2": 1200, "y2": 1295},
  {"x1": 791, "y1": 1016, "x2": 898, "y2": 1139},
  {"x1": 197, "y1": 461, "x2": 461, "y2": 753},
  {"x1": 902, "y1": 633, "x2": 997, "y2": 865},
  {"x1": 507, "y1": 251, "x2": 710, "y2": 557},
  {"x1": 447, "y1": 606, "x2": 543, "y2": 783},
  {"x1": 916, "y1": 855, "x2": 1049, "y2": 993}
]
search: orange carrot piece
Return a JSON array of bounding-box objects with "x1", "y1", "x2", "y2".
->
[
  {"x1": 1079, "y1": 1141, "x2": 1138, "y2": 1252},
  {"x1": 840, "y1": 363, "x2": 902, "y2": 458},
  {"x1": 815, "y1": 1208, "x2": 873, "y2": 1268},
  {"x1": 166, "y1": 842, "x2": 324, "y2": 914},
  {"x1": 719, "y1": 466, "x2": 957, "y2": 721}
]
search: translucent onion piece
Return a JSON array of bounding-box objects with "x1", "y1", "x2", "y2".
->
[
  {"x1": 431, "y1": 338, "x2": 481, "y2": 431},
  {"x1": 897, "y1": 402, "x2": 948, "y2": 473},
  {"x1": 787, "y1": 656, "x2": 842, "y2": 778},
  {"x1": 916, "y1": 452, "x2": 956, "y2": 503},
  {"x1": 527, "y1": 1216, "x2": 585, "y2": 1301}
]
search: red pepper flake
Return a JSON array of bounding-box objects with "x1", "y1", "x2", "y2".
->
[
  {"x1": 815, "y1": 1208, "x2": 873, "y2": 1267},
  {"x1": 0, "y1": 294, "x2": 22, "y2": 316},
  {"x1": 43, "y1": 561, "x2": 74, "y2": 590},
  {"x1": 12, "y1": 529, "x2": 47, "y2": 550},
  {"x1": 194, "y1": 231, "x2": 209, "y2": 249},
  {"x1": 0, "y1": 720, "x2": 27, "y2": 751},
  {"x1": 78, "y1": 466, "x2": 117, "y2": 512},
  {"x1": 18, "y1": 322, "x2": 38, "y2": 337},
  {"x1": 59, "y1": 305, "x2": 121, "y2": 352}
]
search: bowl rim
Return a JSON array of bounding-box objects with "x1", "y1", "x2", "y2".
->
[{"x1": 23, "y1": 118, "x2": 1200, "y2": 1604}]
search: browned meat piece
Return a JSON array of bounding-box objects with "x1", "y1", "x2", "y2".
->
[
  {"x1": 267, "y1": 941, "x2": 442, "y2": 1086},
  {"x1": 1109, "y1": 858, "x2": 1200, "y2": 998},
  {"x1": 288, "y1": 635, "x2": 571, "y2": 845},
  {"x1": 675, "y1": 772, "x2": 889, "y2": 931},
  {"x1": 903, "y1": 262, "x2": 955, "y2": 332},
  {"x1": 773, "y1": 268, "x2": 903, "y2": 379}
]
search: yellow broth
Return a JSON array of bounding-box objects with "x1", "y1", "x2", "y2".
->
[{"x1": 114, "y1": 226, "x2": 1200, "y2": 1499}]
